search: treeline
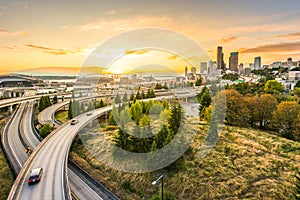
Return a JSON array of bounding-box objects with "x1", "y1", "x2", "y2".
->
[
  {"x1": 114, "y1": 90, "x2": 156, "y2": 105},
  {"x1": 198, "y1": 84, "x2": 300, "y2": 141},
  {"x1": 226, "y1": 80, "x2": 285, "y2": 95},
  {"x1": 222, "y1": 73, "x2": 239, "y2": 81},
  {"x1": 38, "y1": 95, "x2": 58, "y2": 111},
  {"x1": 68, "y1": 99, "x2": 105, "y2": 119},
  {"x1": 111, "y1": 100, "x2": 185, "y2": 153}
]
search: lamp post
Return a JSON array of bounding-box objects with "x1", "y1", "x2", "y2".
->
[{"x1": 152, "y1": 175, "x2": 164, "y2": 200}]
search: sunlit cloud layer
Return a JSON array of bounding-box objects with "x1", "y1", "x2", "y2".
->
[
  {"x1": 240, "y1": 41, "x2": 300, "y2": 53},
  {"x1": 25, "y1": 44, "x2": 82, "y2": 55},
  {"x1": 0, "y1": 0, "x2": 300, "y2": 74}
]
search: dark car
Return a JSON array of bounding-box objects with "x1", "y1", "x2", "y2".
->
[
  {"x1": 28, "y1": 168, "x2": 43, "y2": 185},
  {"x1": 70, "y1": 119, "x2": 79, "y2": 125},
  {"x1": 86, "y1": 112, "x2": 93, "y2": 116}
]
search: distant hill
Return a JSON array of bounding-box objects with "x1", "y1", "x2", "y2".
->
[{"x1": 15, "y1": 66, "x2": 106, "y2": 76}]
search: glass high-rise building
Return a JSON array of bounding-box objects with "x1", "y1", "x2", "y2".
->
[
  {"x1": 254, "y1": 56, "x2": 261, "y2": 69},
  {"x1": 229, "y1": 52, "x2": 239, "y2": 72},
  {"x1": 217, "y1": 46, "x2": 225, "y2": 71}
]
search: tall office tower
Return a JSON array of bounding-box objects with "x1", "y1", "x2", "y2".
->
[
  {"x1": 217, "y1": 46, "x2": 224, "y2": 70},
  {"x1": 254, "y1": 56, "x2": 261, "y2": 69},
  {"x1": 185, "y1": 66, "x2": 188, "y2": 76},
  {"x1": 200, "y1": 62, "x2": 207, "y2": 73},
  {"x1": 239, "y1": 63, "x2": 244, "y2": 74},
  {"x1": 229, "y1": 52, "x2": 239, "y2": 72},
  {"x1": 191, "y1": 67, "x2": 197, "y2": 74},
  {"x1": 287, "y1": 57, "x2": 293, "y2": 69}
]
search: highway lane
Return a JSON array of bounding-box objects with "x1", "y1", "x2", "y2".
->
[
  {"x1": 21, "y1": 101, "x2": 40, "y2": 149},
  {"x1": 38, "y1": 94, "x2": 113, "y2": 126},
  {"x1": 11, "y1": 96, "x2": 175, "y2": 200},
  {"x1": 2, "y1": 103, "x2": 29, "y2": 174},
  {"x1": 0, "y1": 93, "x2": 71, "y2": 109},
  {"x1": 14, "y1": 106, "x2": 113, "y2": 200},
  {"x1": 20, "y1": 101, "x2": 105, "y2": 200}
]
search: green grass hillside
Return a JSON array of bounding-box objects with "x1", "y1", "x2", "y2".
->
[{"x1": 70, "y1": 125, "x2": 300, "y2": 199}]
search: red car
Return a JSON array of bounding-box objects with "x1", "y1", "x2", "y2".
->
[{"x1": 28, "y1": 168, "x2": 43, "y2": 185}]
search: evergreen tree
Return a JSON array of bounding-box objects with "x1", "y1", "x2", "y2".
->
[
  {"x1": 141, "y1": 90, "x2": 145, "y2": 99},
  {"x1": 197, "y1": 87, "x2": 212, "y2": 119},
  {"x1": 115, "y1": 93, "x2": 121, "y2": 104},
  {"x1": 52, "y1": 95, "x2": 58, "y2": 104},
  {"x1": 130, "y1": 125, "x2": 152, "y2": 153},
  {"x1": 136, "y1": 90, "x2": 142, "y2": 100},
  {"x1": 68, "y1": 100, "x2": 73, "y2": 119},
  {"x1": 163, "y1": 100, "x2": 169, "y2": 110},
  {"x1": 108, "y1": 112, "x2": 117, "y2": 126},
  {"x1": 155, "y1": 125, "x2": 169, "y2": 149},
  {"x1": 155, "y1": 83, "x2": 162, "y2": 89},
  {"x1": 113, "y1": 128, "x2": 130, "y2": 149},
  {"x1": 168, "y1": 104, "x2": 185, "y2": 137},
  {"x1": 38, "y1": 96, "x2": 46, "y2": 112},
  {"x1": 80, "y1": 102, "x2": 85, "y2": 113},
  {"x1": 99, "y1": 99, "x2": 105, "y2": 107},
  {"x1": 163, "y1": 82, "x2": 168, "y2": 89},
  {"x1": 195, "y1": 78, "x2": 202, "y2": 86},
  {"x1": 123, "y1": 92, "x2": 128, "y2": 102},
  {"x1": 130, "y1": 92, "x2": 135, "y2": 101}
]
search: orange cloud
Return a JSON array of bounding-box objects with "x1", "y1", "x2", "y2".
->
[
  {"x1": 0, "y1": 29, "x2": 8, "y2": 37},
  {"x1": 12, "y1": 31, "x2": 30, "y2": 36},
  {"x1": 25, "y1": 44, "x2": 82, "y2": 55},
  {"x1": 274, "y1": 32, "x2": 300, "y2": 39},
  {"x1": 124, "y1": 49, "x2": 149, "y2": 55},
  {"x1": 167, "y1": 54, "x2": 179, "y2": 60},
  {"x1": 239, "y1": 41, "x2": 300, "y2": 53},
  {"x1": 219, "y1": 36, "x2": 238, "y2": 44}
]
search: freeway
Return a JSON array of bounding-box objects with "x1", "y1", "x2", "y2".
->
[
  {"x1": 1, "y1": 103, "x2": 28, "y2": 174},
  {"x1": 19, "y1": 101, "x2": 107, "y2": 200},
  {"x1": 38, "y1": 94, "x2": 113, "y2": 125},
  {"x1": 9, "y1": 95, "x2": 175, "y2": 200},
  {"x1": 15, "y1": 106, "x2": 112, "y2": 200},
  {"x1": 1, "y1": 100, "x2": 107, "y2": 200},
  {"x1": 0, "y1": 93, "x2": 70, "y2": 109}
]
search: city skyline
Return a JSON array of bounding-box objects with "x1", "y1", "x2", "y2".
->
[{"x1": 1, "y1": 0, "x2": 300, "y2": 75}]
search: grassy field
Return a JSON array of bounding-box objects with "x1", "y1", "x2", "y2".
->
[
  {"x1": 0, "y1": 120, "x2": 15, "y2": 200},
  {"x1": 55, "y1": 110, "x2": 68, "y2": 124},
  {"x1": 70, "y1": 122, "x2": 300, "y2": 200}
]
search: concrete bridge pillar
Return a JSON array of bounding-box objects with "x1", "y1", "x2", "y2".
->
[{"x1": 8, "y1": 105, "x2": 13, "y2": 115}]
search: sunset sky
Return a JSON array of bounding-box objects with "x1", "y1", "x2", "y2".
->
[{"x1": 1, "y1": 0, "x2": 300, "y2": 75}]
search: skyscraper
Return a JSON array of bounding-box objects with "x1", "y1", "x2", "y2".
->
[
  {"x1": 229, "y1": 52, "x2": 239, "y2": 72},
  {"x1": 254, "y1": 56, "x2": 261, "y2": 69},
  {"x1": 208, "y1": 60, "x2": 217, "y2": 75},
  {"x1": 185, "y1": 66, "x2": 188, "y2": 76},
  {"x1": 287, "y1": 57, "x2": 293, "y2": 69},
  {"x1": 239, "y1": 63, "x2": 244, "y2": 74},
  {"x1": 217, "y1": 46, "x2": 225, "y2": 71},
  {"x1": 200, "y1": 62, "x2": 207, "y2": 73},
  {"x1": 191, "y1": 67, "x2": 197, "y2": 74}
]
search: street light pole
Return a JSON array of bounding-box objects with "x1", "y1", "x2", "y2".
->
[
  {"x1": 152, "y1": 175, "x2": 164, "y2": 200},
  {"x1": 161, "y1": 175, "x2": 164, "y2": 200}
]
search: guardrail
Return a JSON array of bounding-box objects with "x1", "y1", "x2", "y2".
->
[
  {"x1": 32, "y1": 100, "x2": 118, "y2": 199},
  {"x1": 68, "y1": 160, "x2": 120, "y2": 200},
  {"x1": 18, "y1": 103, "x2": 31, "y2": 151},
  {"x1": 7, "y1": 120, "x2": 72, "y2": 200},
  {"x1": 0, "y1": 107, "x2": 20, "y2": 178}
]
